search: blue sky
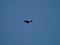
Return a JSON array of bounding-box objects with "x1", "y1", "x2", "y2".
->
[{"x1": 0, "y1": 0, "x2": 60, "y2": 45}]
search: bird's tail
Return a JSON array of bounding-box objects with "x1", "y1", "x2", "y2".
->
[{"x1": 30, "y1": 20, "x2": 33, "y2": 22}]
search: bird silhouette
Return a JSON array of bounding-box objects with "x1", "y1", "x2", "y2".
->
[{"x1": 24, "y1": 20, "x2": 33, "y2": 24}]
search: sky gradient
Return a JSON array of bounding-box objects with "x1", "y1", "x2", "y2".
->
[{"x1": 0, "y1": 0, "x2": 60, "y2": 45}]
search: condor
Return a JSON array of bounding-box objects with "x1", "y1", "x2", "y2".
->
[{"x1": 24, "y1": 20, "x2": 33, "y2": 24}]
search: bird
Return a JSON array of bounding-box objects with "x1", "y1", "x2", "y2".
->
[{"x1": 24, "y1": 20, "x2": 33, "y2": 24}]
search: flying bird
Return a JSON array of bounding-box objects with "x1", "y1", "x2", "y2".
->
[{"x1": 24, "y1": 20, "x2": 33, "y2": 24}]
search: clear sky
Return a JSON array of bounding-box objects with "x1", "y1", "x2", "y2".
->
[{"x1": 0, "y1": 0, "x2": 60, "y2": 45}]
